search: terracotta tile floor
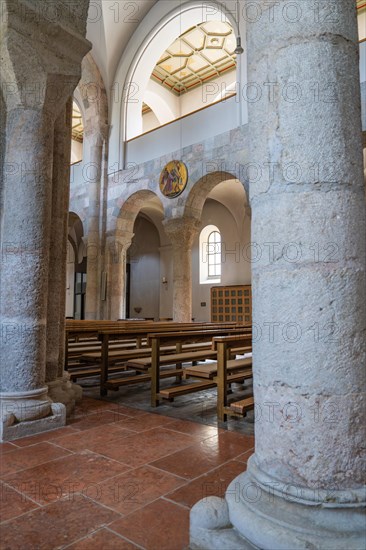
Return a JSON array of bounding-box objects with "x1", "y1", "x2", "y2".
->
[{"x1": 0, "y1": 397, "x2": 254, "y2": 550}]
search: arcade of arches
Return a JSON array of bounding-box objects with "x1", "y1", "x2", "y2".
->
[{"x1": 0, "y1": 1, "x2": 366, "y2": 549}]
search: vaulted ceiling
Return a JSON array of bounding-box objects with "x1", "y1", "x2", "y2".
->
[{"x1": 86, "y1": 0, "x2": 158, "y2": 89}]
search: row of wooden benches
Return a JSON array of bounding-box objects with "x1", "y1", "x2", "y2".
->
[{"x1": 64, "y1": 320, "x2": 254, "y2": 421}]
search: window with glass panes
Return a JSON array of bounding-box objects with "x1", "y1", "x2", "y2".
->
[{"x1": 207, "y1": 231, "x2": 221, "y2": 278}]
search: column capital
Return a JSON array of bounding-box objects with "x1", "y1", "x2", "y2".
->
[
  {"x1": 163, "y1": 217, "x2": 201, "y2": 249},
  {"x1": 1, "y1": 0, "x2": 91, "y2": 114},
  {"x1": 110, "y1": 231, "x2": 135, "y2": 250}
]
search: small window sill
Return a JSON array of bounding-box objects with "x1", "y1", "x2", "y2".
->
[{"x1": 200, "y1": 278, "x2": 221, "y2": 285}]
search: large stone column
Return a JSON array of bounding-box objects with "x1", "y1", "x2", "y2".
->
[
  {"x1": 46, "y1": 99, "x2": 82, "y2": 415},
  {"x1": 0, "y1": 0, "x2": 90, "y2": 441},
  {"x1": 84, "y1": 125, "x2": 109, "y2": 320},
  {"x1": 190, "y1": 1, "x2": 366, "y2": 548},
  {"x1": 163, "y1": 218, "x2": 200, "y2": 323},
  {"x1": 106, "y1": 233, "x2": 134, "y2": 320}
]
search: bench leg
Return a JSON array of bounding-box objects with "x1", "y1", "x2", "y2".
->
[
  {"x1": 217, "y1": 343, "x2": 228, "y2": 422},
  {"x1": 150, "y1": 339, "x2": 160, "y2": 407},
  {"x1": 175, "y1": 362, "x2": 183, "y2": 383}
]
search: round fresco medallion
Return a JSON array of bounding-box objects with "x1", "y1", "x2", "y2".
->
[{"x1": 159, "y1": 160, "x2": 188, "y2": 198}]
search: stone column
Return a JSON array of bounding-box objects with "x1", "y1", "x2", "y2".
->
[
  {"x1": 46, "y1": 99, "x2": 82, "y2": 415},
  {"x1": 190, "y1": 1, "x2": 366, "y2": 548},
  {"x1": 84, "y1": 125, "x2": 109, "y2": 320},
  {"x1": 163, "y1": 218, "x2": 200, "y2": 323},
  {"x1": 106, "y1": 233, "x2": 134, "y2": 320},
  {"x1": 0, "y1": 0, "x2": 90, "y2": 441}
]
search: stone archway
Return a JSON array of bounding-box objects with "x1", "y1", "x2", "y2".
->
[
  {"x1": 184, "y1": 170, "x2": 249, "y2": 221},
  {"x1": 106, "y1": 190, "x2": 165, "y2": 320},
  {"x1": 162, "y1": 171, "x2": 250, "y2": 323}
]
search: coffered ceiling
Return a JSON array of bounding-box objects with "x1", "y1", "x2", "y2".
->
[{"x1": 150, "y1": 20, "x2": 237, "y2": 96}]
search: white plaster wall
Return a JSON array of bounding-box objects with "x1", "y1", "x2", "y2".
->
[
  {"x1": 71, "y1": 140, "x2": 83, "y2": 165},
  {"x1": 142, "y1": 70, "x2": 237, "y2": 133},
  {"x1": 142, "y1": 110, "x2": 161, "y2": 133},
  {"x1": 192, "y1": 199, "x2": 251, "y2": 321},
  {"x1": 358, "y1": 11, "x2": 366, "y2": 41},
  {"x1": 129, "y1": 217, "x2": 161, "y2": 319},
  {"x1": 127, "y1": 94, "x2": 238, "y2": 165}
]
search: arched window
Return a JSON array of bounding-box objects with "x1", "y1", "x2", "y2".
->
[
  {"x1": 199, "y1": 225, "x2": 221, "y2": 284},
  {"x1": 123, "y1": 6, "x2": 240, "y2": 140},
  {"x1": 71, "y1": 100, "x2": 84, "y2": 164},
  {"x1": 207, "y1": 231, "x2": 221, "y2": 278}
]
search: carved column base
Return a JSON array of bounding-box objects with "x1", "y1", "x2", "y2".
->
[
  {"x1": 0, "y1": 388, "x2": 66, "y2": 442},
  {"x1": 190, "y1": 456, "x2": 366, "y2": 550},
  {"x1": 47, "y1": 375, "x2": 82, "y2": 417}
]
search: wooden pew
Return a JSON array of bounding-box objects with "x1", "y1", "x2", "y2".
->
[
  {"x1": 212, "y1": 334, "x2": 254, "y2": 421},
  {"x1": 64, "y1": 321, "x2": 250, "y2": 391},
  {"x1": 146, "y1": 328, "x2": 252, "y2": 407},
  {"x1": 89, "y1": 322, "x2": 242, "y2": 395},
  {"x1": 65, "y1": 320, "x2": 234, "y2": 367},
  {"x1": 158, "y1": 345, "x2": 252, "y2": 402},
  {"x1": 98, "y1": 324, "x2": 243, "y2": 396}
]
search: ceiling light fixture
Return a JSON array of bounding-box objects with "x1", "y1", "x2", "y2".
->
[{"x1": 234, "y1": 0, "x2": 244, "y2": 55}]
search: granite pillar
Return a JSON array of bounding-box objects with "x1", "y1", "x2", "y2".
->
[
  {"x1": 163, "y1": 218, "x2": 200, "y2": 323},
  {"x1": 106, "y1": 233, "x2": 134, "y2": 320},
  {"x1": 84, "y1": 125, "x2": 108, "y2": 320},
  {"x1": 190, "y1": 1, "x2": 366, "y2": 547},
  {"x1": 0, "y1": 0, "x2": 90, "y2": 440},
  {"x1": 46, "y1": 99, "x2": 82, "y2": 415}
]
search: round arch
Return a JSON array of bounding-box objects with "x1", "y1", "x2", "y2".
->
[
  {"x1": 122, "y1": 1, "x2": 241, "y2": 141},
  {"x1": 116, "y1": 189, "x2": 165, "y2": 238},
  {"x1": 68, "y1": 211, "x2": 85, "y2": 263},
  {"x1": 184, "y1": 170, "x2": 247, "y2": 220}
]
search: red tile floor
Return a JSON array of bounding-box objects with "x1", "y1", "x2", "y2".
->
[{"x1": 0, "y1": 398, "x2": 254, "y2": 550}]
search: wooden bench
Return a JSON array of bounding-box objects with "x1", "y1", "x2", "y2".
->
[
  {"x1": 158, "y1": 380, "x2": 217, "y2": 400},
  {"x1": 68, "y1": 364, "x2": 129, "y2": 382},
  {"x1": 103, "y1": 368, "x2": 185, "y2": 392},
  {"x1": 147, "y1": 329, "x2": 252, "y2": 407},
  {"x1": 212, "y1": 335, "x2": 255, "y2": 421},
  {"x1": 65, "y1": 320, "x2": 221, "y2": 369},
  {"x1": 158, "y1": 368, "x2": 253, "y2": 401},
  {"x1": 97, "y1": 324, "x2": 248, "y2": 396},
  {"x1": 184, "y1": 356, "x2": 252, "y2": 379},
  {"x1": 126, "y1": 349, "x2": 217, "y2": 371},
  {"x1": 229, "y1": 397, "x2": 255, "y2": 415}
]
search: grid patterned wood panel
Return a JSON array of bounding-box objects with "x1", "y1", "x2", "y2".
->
[{"x1": 211, "y1": 285, "x2": 252, "y2": 324}]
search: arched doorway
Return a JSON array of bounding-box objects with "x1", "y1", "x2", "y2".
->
[{"x1": 66, "y1": 212, "x2": 86, "y2": 319}]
